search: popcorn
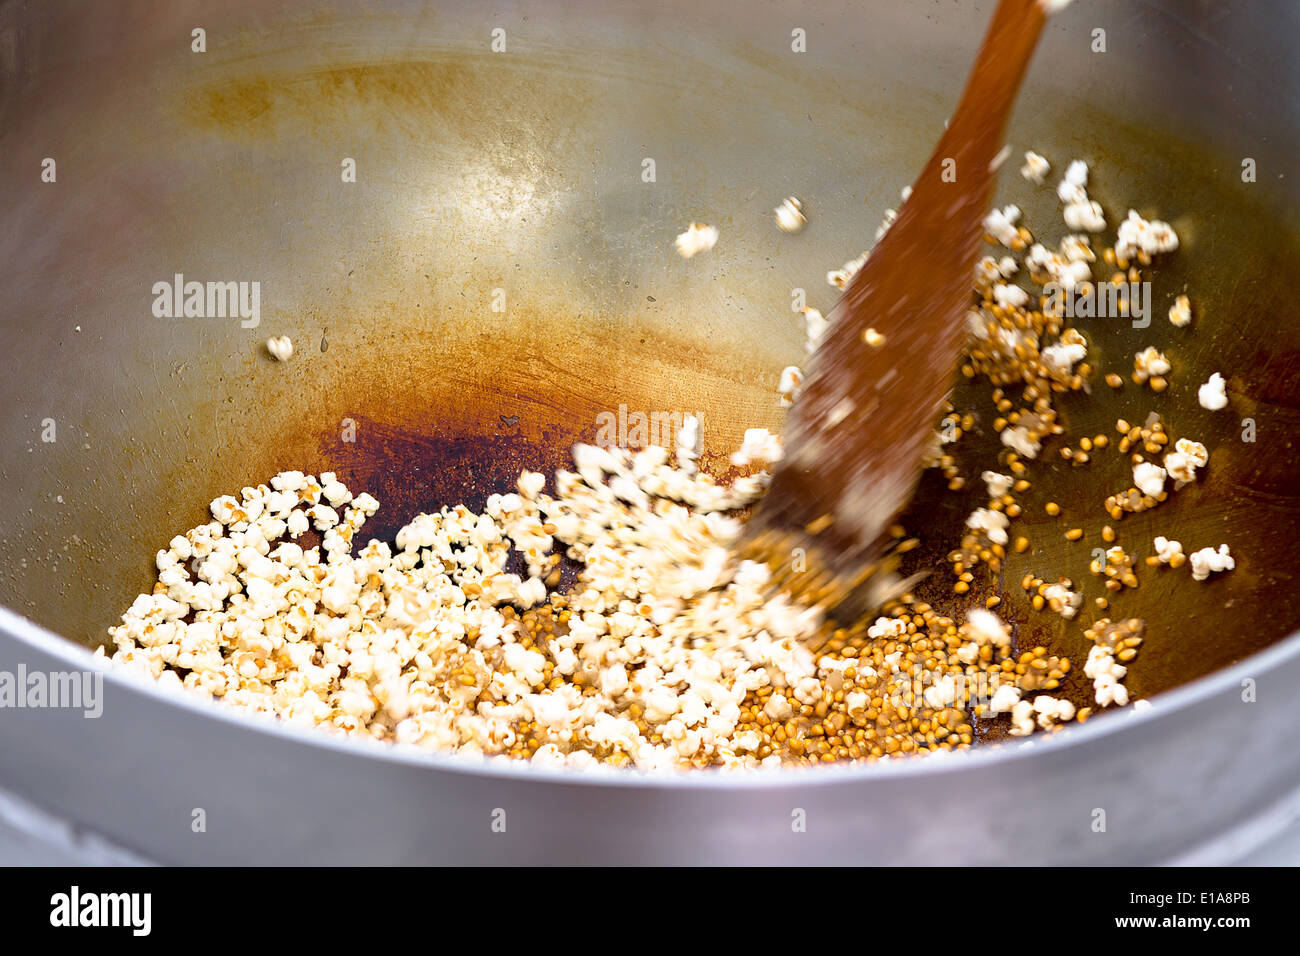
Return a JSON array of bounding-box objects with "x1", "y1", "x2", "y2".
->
[
  {"x1": 674, "y1": 414, "x2": 701, "y2": 475},
  {"x1": 1132, "y1": 346, "x2": 1170, "y2": 384},
  {"x1": 1198, "y1": 372, "x2": 1228, "y2": 410},
  {"x1": 517, "y1": 470, "x2": 546, "y2": 499},
  {"x1": 1168, "y1": 294, "x2": 1192, "y2": 327},
  {"x1": 266, "y1": 336, "x2": 293, "y2": 362},
  {"x1": 974, "y1": 256, "x2": 1005, "y2": 288},
  {"x1": 1060, "y1": 159, "x2": 1089, "y2": 196},
  {"x1": 1063, "y1": 198, "x2": 1106, "y2": 232},
  {"x1": 1152, "y1": 536, "x2": 1183, "y2": 565},
  {"x1": 1115, "y1": 209, "x2": 1179, "y2": 261},
  {"x1": 1020, "y1": 150, "x2": 1050, "y2": 184},
  {"x1": 992, "y1": 282, "x2": 1030, "y2": 309},
  {"x1": 1132, "y1": 461, "x2": 1167, "y2": 497},
  {"x1": 868, "y1": 616, "x2": 908, "y2": 640},
  {"x1": 1000, "y1": 424, "x2": 1042, "y2": 459},
  {"x1": 774, "y1": 197, "x2": 806, "y2": 233},
  {"x1": 1163, "y1": 440, "x2": 1206, "y2": 489},
  {"x1": 875, "y1": 208, "x2": 898, "y2": 242},
  {"x1": 1025, "y1": 238, "x2": 1092, "y2": 291},
  {"x1": 321, "y1": 478, "x2": 352, "y2": 508},
  {"x1": 1032, "y1": 695, "x2": 1076, "y2": 730},
  {"x1": 963, "y1": 609, "x2": 1011, "y2": 649},
  {"x1": 674, "y1": 222, "x2": 718, "y2": 258},
  {"x1": 730, "y1": 428, "x2": 783, "y2": 467},
  {"x1": 1041, "y1": 337, "x2": 1087, "y2": 373},
  {"x1": 1080, "y1": 618, "x2": 1145, "y2": 709},
  {"x1": 827, "y1": 252, "x2": 867, "y2": 290},
  {"x1": 764, "y1": 693, "x2": 793, "y2": 720},
  {"x1": 286, "y1": 510, "x2": 309, "y2": 537},
  {"x1": 1056, "y1": 160, "x2": 1105, "y2": 232},
  {"x1": 983, "y1": 204, "x2": 1022, "y2": 247},
  {"x1": 1058, "y1": 234, "x2": 1094, "y2": 264},
  {"x1": 801, "y1": 307, "x2": 828, "y2": 352},
  {"x1": 988, "y1": 684, "x2": 1022, "y2": 716},
  {"x1": 271, "y1": 471, "x2": 306, "y2": 492},
  {"x1": 1009, "y1": 699, "x2": 1036, "y2": 736},
  {"x1": 1189, "y1": 544, "x2": 1234, "y2": 581},
  {"x1": 515, "y1": 576, "x2": 547, "y2": 608},
  {"x1": 981, "y1": 470, "x2": 1014, "y2": 499},
  {"x1": 965, "y1": 507, "x2": 1009, "y2": 546},
  {"x1": 1086, "y1": 645, "x2": 1130, "y2": 708},
  {"x1": 1040, "y1": 581, "x2": 1082, "y2": 620}
]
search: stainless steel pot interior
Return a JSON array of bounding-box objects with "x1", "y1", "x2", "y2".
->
[{"x1": 1, "y1": 0, "x2": 1298, "y2": 863}]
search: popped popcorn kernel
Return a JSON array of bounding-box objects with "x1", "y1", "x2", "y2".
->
[
  {"x1": 774, "y1": 197, "x2": 806, "y2": 233},
  {"x1": 1168, "y1": 294, "x2": 1192, "y2": 327},
  {"x1": 266, "y1": 335, "x2": 293, "y2": 362},
  {"x1": 674, "y1": 222, "x2": 718, "y2": 259},
  {"x1": 1020, "y1": 150, "x2": 1050, "y2": 184},
  {"x1": 1189, "y1": 544, "x2": 1234, "y2": 581},
  {"x1": 1198, "y1": 372, "x2": 1228, "y2": 410}
]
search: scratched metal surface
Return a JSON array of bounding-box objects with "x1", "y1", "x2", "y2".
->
[{"x1": 0, "y1": 0, "x2": 1297, "y2": 722}]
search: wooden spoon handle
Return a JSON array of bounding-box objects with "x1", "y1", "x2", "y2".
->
[{"x1": 743, "y1": 0, "x2": 1049, "y2": 615}]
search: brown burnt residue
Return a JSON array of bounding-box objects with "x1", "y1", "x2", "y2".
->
[
  {"x1": 307, "y1": 407, "x2": 747, "y2": 596},
  {"x1": 317, "y1": 414, "x2": 586, "y2": 591},
  {"x1": 320, "y1": 416, "x2": 577, "y2": 542},
  {"x1": 231, "y1": 290, "x2": 782, "y2": 547},
  {"x1": 321, "y1": 415, "x2": 751, "y2": 540}
]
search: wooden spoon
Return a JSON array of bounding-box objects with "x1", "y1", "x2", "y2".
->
[{"x1": 740, "y1": 0, "x2": 1053, "y2": 618}]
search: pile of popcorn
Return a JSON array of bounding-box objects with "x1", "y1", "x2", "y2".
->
[
  {"x1": 107, "y1": 433, "x2": 795, "y2": 767},
  {"x1": 110, "y1": 431, "x2": 1086, "y2": 768}
]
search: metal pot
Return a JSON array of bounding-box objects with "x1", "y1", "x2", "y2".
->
[{"x1": 2, "y1": 0, "x2": 1298, "y2": 863}]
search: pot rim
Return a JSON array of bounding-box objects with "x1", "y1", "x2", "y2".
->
[{"x1": 2, "y1": 602, "x2": 1292, "y2": 790}]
